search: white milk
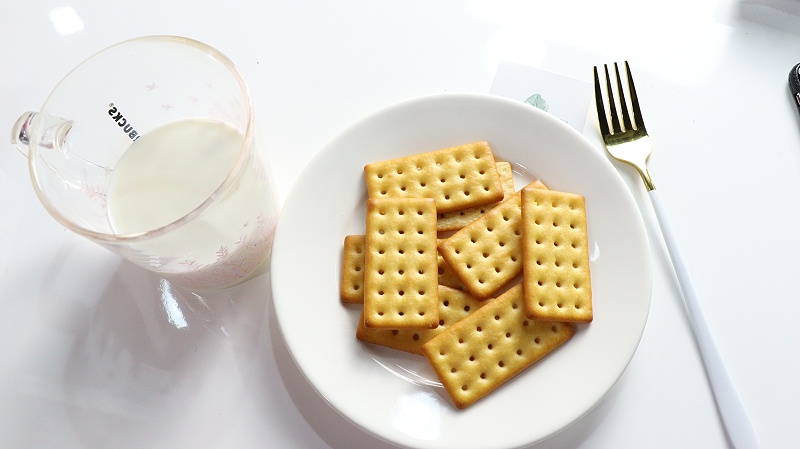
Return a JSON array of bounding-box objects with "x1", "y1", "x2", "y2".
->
[{"x1": 107, "y1": 118, "x2": 277, "y2": 289}]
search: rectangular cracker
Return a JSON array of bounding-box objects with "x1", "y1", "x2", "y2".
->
[
  {"x1": 363, "y1": 197, "x2": 439, "y2": 328},
  {"x1": 341, "y1": 235, "x2": 366, "y2": 303},
  {"x1": 356, "y1": 285, "x2": 487, "y2": 354},
  {"x1": 437, "y1": 180, "x2": 548, "y2": 299},
  {"x1": 437, "y1": 161, "x2": 515, "y2": 232},
  {"x1": 521, "y1": 187, "x2": 592, "y2": 322},
  {"x1": 364, "y1": 141, "x2": 504, "y2": 214},
  {"x1": 437, "y1": 239, "x2": 467, "y2": 292},
  {"x1": 421, "y1": 284, "x2": 575, "y2": 409},
  {"x1": 340, "y1": 236, "x2": 464, "y2": 303}
]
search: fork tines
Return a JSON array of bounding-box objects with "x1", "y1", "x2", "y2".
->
[{"x1": 593, "y1": 61, "x2": 645, "y2": 135}]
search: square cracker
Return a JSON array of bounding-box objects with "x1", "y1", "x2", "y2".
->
[
  {"x1": 421, "y1": 284, "x2": 575, "y2": 409},
  {"x1": 340, "y1": 235, "x2": 366, "y2": 303},
  {"x1": 340, "y1": 236, "x2": 464, "y2": 303},
  {"x1": 364, "y1": 141, "x2": 504, "y2": 214},
  {"x1": 437, "y1": 180, "x2": 548, "y2": 299},
  {"x1": 356, "y1": 285, "x2": 487, "y2": 354},
  {"x1": 363, "y1": 197, "x2": 439, "y2": 329},
  {"x1": 521, "y1": 187, "x2": 592, "y2": 322},
  {"x1": 437, "y1": 161, "x2": 515, "y2": 232}
]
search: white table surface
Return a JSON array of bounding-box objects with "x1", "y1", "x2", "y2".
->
[{"x1": 2, "y1": 1, "x2": 799, "y2": 448}]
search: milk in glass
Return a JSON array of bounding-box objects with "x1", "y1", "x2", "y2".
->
[{"x1": 107, "y1": 118, "x2": 276, "y2": 288}]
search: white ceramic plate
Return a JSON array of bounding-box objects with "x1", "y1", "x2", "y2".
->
[{"x1": 271, "y1": 93, "x2": 651, "y2": 449}]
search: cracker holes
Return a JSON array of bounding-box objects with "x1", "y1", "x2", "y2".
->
[
  {"x1": 550, "y1": 325, "x2": 558, "y2": 333},
  {"x1": 413, "y1": 334, "x2": 420, "y2": 341}
]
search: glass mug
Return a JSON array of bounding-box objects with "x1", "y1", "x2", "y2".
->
[{"x1": 11, "y1": 36, "x2": 279, "y2": 290}]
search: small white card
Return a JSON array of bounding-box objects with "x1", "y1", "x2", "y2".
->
[{"x1": 490, "y1": 61, "x2": 593, "y2": 133}]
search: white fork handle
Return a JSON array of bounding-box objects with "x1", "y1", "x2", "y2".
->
[{"x1": 649, "y1": 190, "x2": 759, "y2": 449}]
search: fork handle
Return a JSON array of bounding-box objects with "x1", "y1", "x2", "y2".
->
[{"x1": 649, "y1": 190, "x2": 759, "y2": 449}]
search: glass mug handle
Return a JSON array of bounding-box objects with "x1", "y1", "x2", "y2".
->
[{"x1": 11, "y1": 111, "x2": 73, "y2": 157}]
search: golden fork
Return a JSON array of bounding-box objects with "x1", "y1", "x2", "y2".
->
[{"x1": 594, "y1": 62, "x2": 759, "y2": 449}]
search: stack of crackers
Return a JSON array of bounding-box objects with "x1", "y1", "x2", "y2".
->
[{"x1": 340, "y1": 141, "x2": 592, "y2": 409}]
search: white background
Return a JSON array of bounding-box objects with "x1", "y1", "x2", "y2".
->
[{"x1": 2, "y1": 1, "x2": 800, "y2": 448}]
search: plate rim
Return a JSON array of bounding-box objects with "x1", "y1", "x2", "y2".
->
[{"x1": 270, "y1": 92, "x2": 652, "y2": 449}]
